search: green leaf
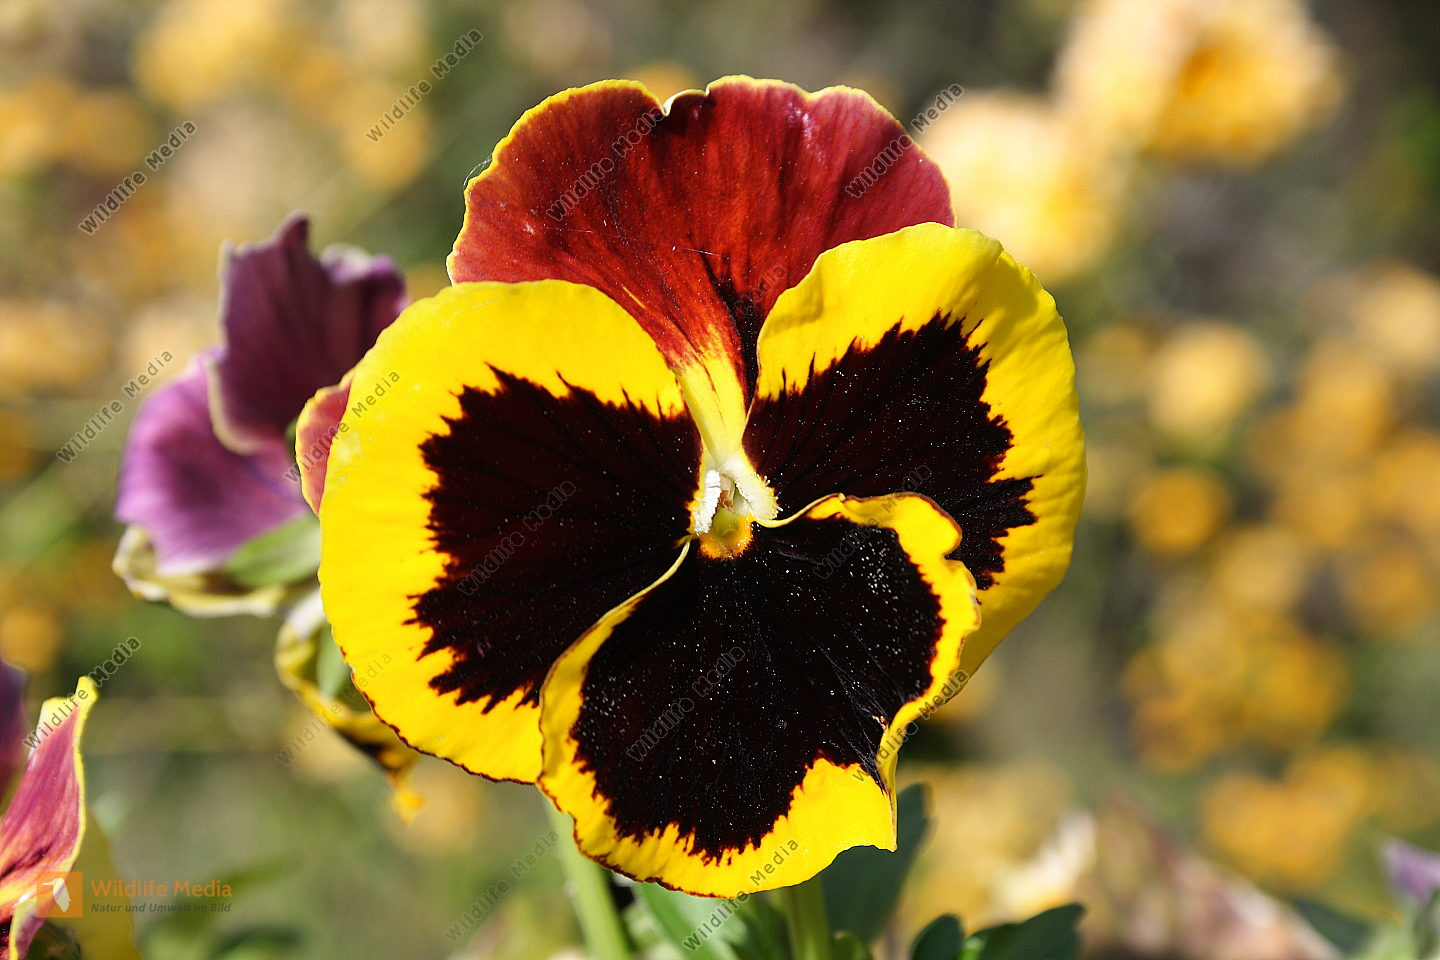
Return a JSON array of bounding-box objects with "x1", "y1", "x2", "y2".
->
[
  {"x1": 912, "y1": 915, "x2": 965, "y2": 960},
  {"x1": 832, "y1": 931, "x2": 874, "y2": 960},
  {"x1": 822, "y1": 784, "x2": 932, "y2": 942},
  {"x1": 225, "y1": 515, "x2": 320, "y2": 589},
  {"x1": 965, "y1": 904, "x2": 1084, "y2": 960},
  {"x1": 729, "y1": 894, "x2": 788, "y2": 960},
  {"x1": 1294, "y1": 898, "x2": 1376, "y2": 955},
  {"x1": 632, "y1": 883, "x2": 744, "y2": 960}
]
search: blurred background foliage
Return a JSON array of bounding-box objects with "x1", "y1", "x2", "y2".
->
[{"x1": 2, "y1": 0, "x2": 1439, "y2": 957}]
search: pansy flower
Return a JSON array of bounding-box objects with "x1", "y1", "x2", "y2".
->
[
  {"x1": 305, "y1": 78, "x2": 1085, "y2": 896},
  {"x1": 0, "y1": 662, "x2": 96, "y2": 959},
  {"x1": 113, "y1": 215, "x2": 406, "y2": 615}
]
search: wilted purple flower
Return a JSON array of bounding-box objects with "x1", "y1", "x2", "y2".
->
[{"x1": 113, "y1": 215, "x2": 405, "y2": 613}]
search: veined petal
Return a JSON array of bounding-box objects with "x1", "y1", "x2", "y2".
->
[
  {"x1": 114, "y1": 355, "x2": 307, "y2": 577},
  {"x1": 319, "y1": 282, "x2": 702, "y2": 784},
  {"x1": 209, "y1": 215, "x2": 407, "y2": 453},
  {"x1": 0, "y1": 678, "x2": 96, "y2": 960},
  {"x1": 449, "y1": 77, "x2": 953, "y2": 460},
  {"x1": 745, "y1": 223, "x2": 1085, "y2": 676},
  {"x1": 539, "y1": 494, "x2": 979, "y2": 897}
]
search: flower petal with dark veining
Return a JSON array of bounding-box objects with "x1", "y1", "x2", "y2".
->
[{"x1": 450, "y1": 77, "x2": 953, "y2": 459}]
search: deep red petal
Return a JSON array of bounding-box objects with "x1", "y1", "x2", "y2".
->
[{"x1": 449, "y1": 77, "x2": 953, "y2": 395}]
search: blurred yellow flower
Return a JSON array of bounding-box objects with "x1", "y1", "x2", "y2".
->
[
  {"x1": 1056, "y1": 0, "x2": 1344, "y2": 165},
  {"x1": 1288, "y1": 341, "x2": 1394, "y2": 464},
  {"x1": 1272, "y1": 469, "x2": 1370, "y2": 552},
  {"x1": 1147, "y1": 321, "x2": 1269, "y2": 443},
  {"x1": 0, "y1": 409, "x2": 35, "y2": 483},
  {"x1": 283, "y1": 46, "x2": 353, "y2": 126},
  {"x1": 1335, "y1": 531, "x2": 1437, "y2": 637},
  {"x1": 335, "y1": 0, "x2": 427, "y2": 74},
  {"x1": 906, "y1": 762, "x2": 1073, "y2": 928},
  {"x1": 1129, "y1": 467, "x2": 1232, "y2": 556},
  {"x1": 0, "y1": 74, "x2": 78, "y2": 176},
  {"x1": 134, "y1": 0, "x2": 300, "y2": 110},
  {"x1": 921, "y1": 92, "x2": 1129, "y2": 283},
  {"x1": 1207, "y1": 745, "x2": 1440, "y2": 870},
  {"x1": 68, "y1": 194, "x2": 195, "y2": 303},
  {"x1": 337, "y1": 84, "x2": 432, "y2": 191},
  {"x1": 1201, "y1": 755, "x2": 1362, "y2": 891},
  {"x1": 1127, "y1": 603, "x2": 1347, "y2": 769},
  {"x1": 1209, "y1": 525, "x2": 1311, "y2": 614},
  {"x1": 1127, "y1": 680, "x2": 1235, "y2": 772},
  {"x1": 62, "y1": 89, "x2": 156, "y2": 178},
  {"x1": 1239, "y1": 626, "x2": 1350, "y2": 753},
  {"x1": 1317, "y1": 262, "x2": 1440, "y2": 379},
  {"x1": 0, "y1": 299, "x2": 107, "y2": 397},
  {"x1": 0, "y1": 604, "x2": 64, "y2": 672},
  {"x1": 1371, "y1": 431, "x2": 1440, "y2": 548}
]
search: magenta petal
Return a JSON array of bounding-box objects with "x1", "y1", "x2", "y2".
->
[
  {"x1": 210, "y1": 214, "x2": 407, "y2": 453},
  {"x1": 0, "y1": 678, "x2": 95, "y2": 960},
  {"x1": 115, "y1": 355, "x2": 306, "y2": 574},
  {"x1": 0, "y1": 659, "x2": 23, "y2": 799}
]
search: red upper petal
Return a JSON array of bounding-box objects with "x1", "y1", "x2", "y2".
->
[{"x1": 449, "y1": 77, "x2": 953, "y2": 393}]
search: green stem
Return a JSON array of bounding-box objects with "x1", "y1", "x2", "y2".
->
[
  {"x1": 547, "y1": 802, "x2": 632, "y2": 960},
  {"x1": 780, "y1": 877, "x2": 833, "y2": 960}
]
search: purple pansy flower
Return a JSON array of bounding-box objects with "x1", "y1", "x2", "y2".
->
[
  {"x1": 113, "y1": 215, "x2": 406, "y2": 613},
  {"x1": 0, "y1": 661, "x2": 96, "y2": 960}
]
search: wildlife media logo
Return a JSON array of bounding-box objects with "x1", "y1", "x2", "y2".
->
[{"x1": 33, "y1": 871, "x2": 83, "y2": 918}]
